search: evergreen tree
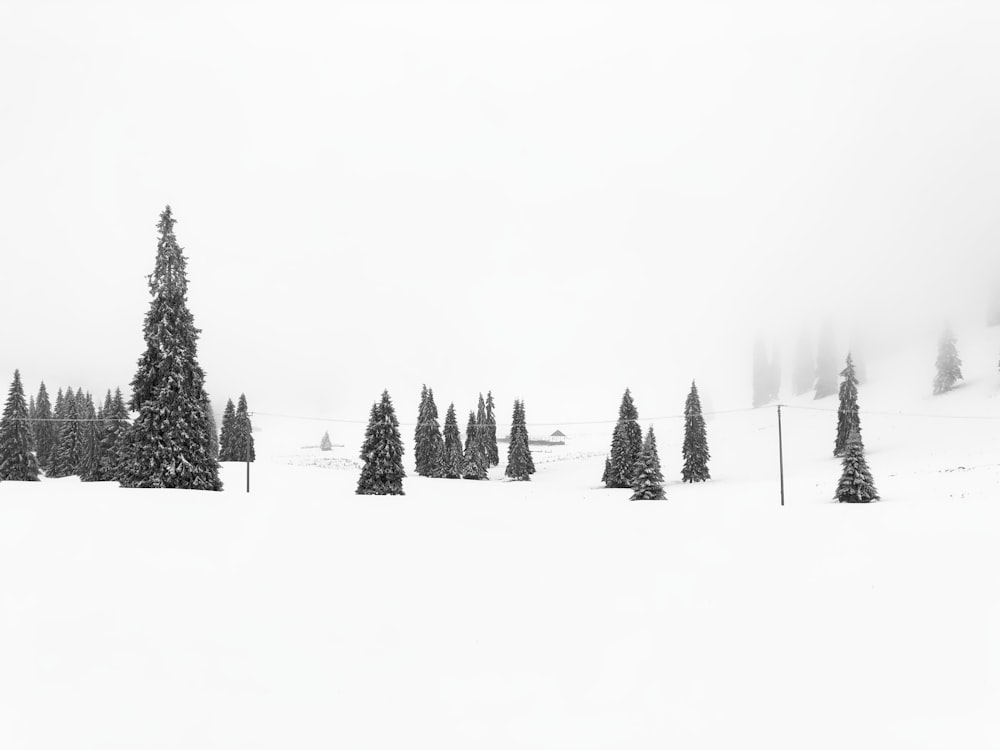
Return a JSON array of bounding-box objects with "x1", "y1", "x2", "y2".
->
[
  {"x1": 505, "y1": 400, "x2": 535, "y2": 481},
  {"x1": 206, "y1": 399, "x2": 219, "y2": 460},
  {"x1": 120, "y1": 206, "x2": 222, "y2": 490},
  {"x1": 98, "y1": 388, "x2": 130, "y2": 482},
  {"x1": 834, "y1": 354, "x2": 861, "y2": 457},
  {"x1": 484, "y1": 391, "x2": 499, "y2": 467},
  {"x1": 320, "y1": 431, "x2": 333, "y2": 451},
  {"x1": 78, "y1": 392, "x2": 100, "y2": 481},
  {"x1": 414, "y1": 386, "x2": 445, "y2": 477},
  {"x1": 814, "y1": 321, "x2": 839, "y2": 399},
  {"x1": 835, "y1": 430, "x2": 878, "y2": 503},
  {"x1": 441, "y1": 403, "x2": 464, "y2": 479},
  {"x1": 682, "y1": 381, "x2": 711, "y2": 483},
  {"x1": 631, "y1": 426, "x2": 665, "y2": 501},
  {"x1": 0, "y1": 370, "x2": 40, "y2": 481},
  {"x1": 219, "y1": 398, "x2": 236, "y2": 461},
  {"x1": 793, "y1": 329, "x2": 814, "y2": 396},
  {"x1": 34, "y1": 382, "x2": 56, "y2": 472},
  {"x1": 356, "y1": 390, "x2": 405, "y2": 495},
  {"x1": 462, "y1": 409, "x2": 487, "y2": 480},
  {"x1": 50, "y1": 387, "x2": 81, "y2": 478},
  {"x1": 933, "y1": 324, "x2": 963, "y2": 395},
  {"x1": 49, "y1": 386, "x2": 66, "y2": 471},
  {"x1": 27, "y1": 395, "x2": 37, "y2": 451},
  {"x1": 230, "y1": 393, "x2": 255, "y2": 462},
  {"x1": 604, "y1": 389, "x2": 643, "y2": 488}
]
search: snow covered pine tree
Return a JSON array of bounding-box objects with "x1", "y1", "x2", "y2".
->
[
  {"x1": 682, "y1": 381, "x2": 711, "y2": 483},
  {"x1": 834, "y1": 354, "x2": 861, "y2": 457},
  {"x1": 357, "y1": 390, "x2": 405, "y2": 495},
  {"x1": 835, "y1": 430, "x2": 879, "y2": 503},
  {"x1": 631, "y1": 426, "x2": 664, "y2": 501},
  {"x1": 0, "y1": 370, "x2": 40, "y2": 481},
  {"x1": 933, "y1": 324, "x2": 963, "y2": 395},
  {"x1": 604, "y1": 389, "x2": 642, "y2": 488}
]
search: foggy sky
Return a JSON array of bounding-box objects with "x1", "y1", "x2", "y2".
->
[{"x1": 2, "y1": 1, "x2": 999, "y2": 430}]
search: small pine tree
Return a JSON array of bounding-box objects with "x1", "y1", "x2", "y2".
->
[
  {"x1": 814, "y1": 321, "x2": 839, "y2": 399},
  {"x1": 441, "y1": 403, "x2": 464, "y2": 479},
  {"x1": 414, "y1": 386, "x2": 445, "y2": 476},
  {"x1": 230, "y1": 393, "x2": 255, "y2": 462},
  {"x1": 0, "y1": 370, "x2": 40, "y2": 481},
  {"x1": 604, "y1": 389, "x2": 643, "y2": 488},
  {"x1": 356, "y1": 390, "x2": 405, "y2": 495},
  {"x1": 219, "y1": 398, "x2": 236, "y2": 461},
  {"x1": 505, "y1": 400, "x2": 534, "y2": 481},
  {"x1": 34, "y1": 382, "x2": 56, "y2": 472},
  {"x1": 484, "y1": 391, "x2": 499, "y2": 467},
  {"x1": 793, "y1": 329, "x2": 814, "y2": 396},
  {"x1": 933, "y1": 325, "x2": 963, "y2": 395},
  {"x1": 320, "y1": 431, "x2": 333, "y2": 451},
  {"x1": 834, "y1": 354, "x2": 861, "y2": 457},
  {"x1": 682, "y1": 381, "x2": 711, "y2": 482},
  {"x1": 631, "y1": 426, "x2": 665, "y2": 501},
  {"x1": 835, "y1": 430, "x2": 878, "y2": 503},
  {"x1": 462, "y1": 410, "x2": 487, "y2": 480}
]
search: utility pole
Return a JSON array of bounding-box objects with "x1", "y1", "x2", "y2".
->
[{"x1": 777, "y1": 404, "x2": 785, "y2": 507}]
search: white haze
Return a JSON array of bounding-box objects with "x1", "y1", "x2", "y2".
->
[{"x1": 1, "y1": 0, "x2": 999, "y2": 430}]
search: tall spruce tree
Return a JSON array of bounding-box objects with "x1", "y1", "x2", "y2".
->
[
  {"x1": 814, "y1": 321, "x2": 839, "y2": 399},
  {"x1": 0, "y1": 370, "x2": 40, "y2": 481},
  {"x1": 34, "y1": 382, "x2": 56, "y2": 472},
  {"x1": 441, "y1": 403, "x2": 464, "y2": 479},
  {"x1": 682, "y1": 380, "x2": 711, "y2": 483},
  {"x1": 505, "y1": 400, "x2": 535, "y2": 481},
  {"x1": 793, "y1": 330, "x2": 814, "y2": 396},
  {"x1": 414, "y1": 386, "x2": 445, "y2": 477},
  {"x1": 219, "y1": 398, "x2": 236, "y2": 461},
  {"x1": 50, "y1": 387, "x2": 81, "y2": 478},
  {"x1": 27, "y1": 395, "x2": 37, "y2": 451},
  {"x1": 835, "y1": 430, "x2": 878, "y2": 503},
  {"x1": 120, "y1": 206, "x2": 222, "y2": 490},
  {"x1": 462, "y1": 409, "x2": 487, "y2": 480},
  {"x1": 230, "y1": 393, "x2": 255, "y2": 462},
  {"x1": 604, "y1": 389, "x2": 643, "y2": 488},
  {"x1": 631, "y1": 426, "x2": 664, "y2": 501},
  {"x1": 484, "y1": 391, "x2": 499, "y2": 467},
  {"x1": 356, "y1": 390, "x2": 405, "y2": 495},
  {"x1": 933, "y1": 325, "x2": 963, "y2": 395},
  {"x1": 834, "y1": 354, "x2": 861, "y2": 457},
  {"x1": 49, "y1": 387, "x2": 66, "y2": 471}
]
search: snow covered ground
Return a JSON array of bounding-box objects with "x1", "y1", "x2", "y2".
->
[{"x1": 2, "y1": 326, "x2": 1000, "y2": 748}]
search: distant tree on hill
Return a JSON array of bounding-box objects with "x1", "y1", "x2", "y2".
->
[
  {"x1": 814, "y1": 321, "x2": 839, "y2": 399},
  {"x1": 933, "y1": 324, "x2": 963, "y2": 395},
  {"x1": 441, "y1": 403, "x2": 464, "y2": 479},
  {"x1": 414, "y1": 386, "x2": 445, "y2": 477},
  {"x1": 835, "y1": 430, "x2": 878, "y2": 503},
  {"x1": 219, "y1": 399, "x2": 236, "y2": 461},
  {"x1": 631, "y1": 426, "x2": 665, "y2": 501},
  {"x1": 320, "y1": 431, "x2": 333, "y2": 451},
  {"x1": 484, "y1": 391, "x2": 499, "y2": 467},
  {"x1": 604, "y1": 389, "x2": 643, "y2": 488},
  {"x1": 834, "y1": 354, "x2": 861, "y2": 457},
  {"x1": 462, "y1": 410, "x2": 488, "y2": 480},
  {"x1": 682, "y1": 381, "x2": 711, "y2": 483},
  {"x1": 505, "y1": 400, "x2": 534, "y2": 481},
  {"x1": 356, "y1": 390, "x2": 405, "y2": 495},
  {"x1": 230, "y1": 394, "x2": 255, "y2": 462},
  {"x1": 0, "y1": 370, "x2": 40, "y2": 481},
  {"x1": 793, "y1": 330, "x2": 814, "y2": 396},
  {"x1": 34, "y1": 382, "x2": 56, "y2": 472}
]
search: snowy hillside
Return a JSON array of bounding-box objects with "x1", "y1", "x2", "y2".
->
[{"x1": 2, "y1": 326, "x2": 1000, "y2": 748}]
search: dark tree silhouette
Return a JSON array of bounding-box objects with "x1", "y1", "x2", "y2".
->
[
  {"x1": 682, "y1": 381, "x2": 711, "y2": 482},
  {"x1": 0, "y1": 370, "x2": 40, "y2": 481}
]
